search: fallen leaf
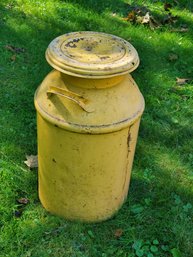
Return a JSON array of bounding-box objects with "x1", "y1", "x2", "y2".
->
[
  {"x1": 5, "y1": 45, "x2": 15, "y2": 52},
  {"x1": 123, "y1": 4, "x2": 178, "y2": 30},
  {"x1": 135, "y1": 15, "x2": 143, "y2": 25},
  {"x1": 123, "y1": 5, "x2": 161, "y2": 29},
  {"x1": 168, "y1": 53, "x2": 178, "y2": 61},
  {"x1": 176, "y1": 77, "x2": 192, "y2": 85},
  {"x1": 123, "y1": 10, "x2": 136, "y2": 22},
  {"x1": 149, "y1": 16, "x2": 160, "y2": 29},
  {"x1": 5, "y1": 45, "x2": 25, "y2": 54},
  {"x1": 111, "y1": 12, "x2": 117, "y2": 17},
  {"x1": 140, "y1": 12, "x2": 160, "y2": 29},
  {"x1": 142, "y1": 12, "x2": 150, "y2": 24},
  {"x1": 17, "y1": 198, "x2": 29, "y2": 205},
  {"x1": 10, "y1": 54, "x2": 16, "y2": 61},
  {"x1": 24, "y1": 155, "x2": 38, "y2": 168},
  {"x1": 114, "y1": 229, "x2": 123, "y2": 238},
  {"x1": 164, "y1": 3, "x2": 172, "y2": 11}
]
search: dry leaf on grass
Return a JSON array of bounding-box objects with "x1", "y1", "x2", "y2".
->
[
  {"x1": 176, "y1": 77, "x2": 192, "y2": 85},
  {"x1": 141, "y1": 13, "x2": 160, "y2": 29},
  {"x1": 5, "y1": 45, "x2": 25, "y2": 54},
  {"x1": 142, "y1": 12, "x2": 150, "y2": 24},
  {"x1": 141, "y1": 12, "x2": 150, "y2": 24},
  {"x1": 123, "y1": 7, "x2": 160, "y2": 29},
  {"x1": 17, "y1": 198, "x2": 29, "y2": 205},
  {"x1": 122, "y1": 4, "x2": 180, "y2": 30},
  {"x1": 123, "y1": 10, "x2": 135, "y2": 22},
  {"x1": 168, "y1": 54, "x2": 178, "y2": 61},
  {"x1": 149, "y1": 16, "x2": 160, "y2": 29},
  {"x1": 10, "y1": 54, "x2": 16, "y2": 61},
  {"x1": 114, "y1": 229, "x2": 123, "y2": 238},
  {"x1": 111, "y1": 12, "x2": 117, "y2": 17},
  {"x1": 24, "y1": 155, "x2": 38, "y2": 168}
]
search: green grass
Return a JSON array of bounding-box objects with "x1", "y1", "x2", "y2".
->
[{"x1": 0, "y1": 0, "x2": 193, "y2": 256}]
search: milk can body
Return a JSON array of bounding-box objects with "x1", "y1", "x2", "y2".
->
[{"x1": 34, "y1": 32, "x2": 145, "y2": 222}]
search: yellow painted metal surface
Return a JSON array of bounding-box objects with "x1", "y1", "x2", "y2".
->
[
  {"x1": 34, "y1": 31, "x2": 145, "y2": 222},
  {"x1": 46, "y1": 31, "x2": 139, "y2": 78}
]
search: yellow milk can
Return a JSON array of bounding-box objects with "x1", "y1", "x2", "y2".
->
[{"x1": 34, "y1": 31, "x2": 145, "y2": 222}]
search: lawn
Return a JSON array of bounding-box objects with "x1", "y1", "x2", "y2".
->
[{"x1": 0, "y1": 0, "x2": 193, "y2": 256}]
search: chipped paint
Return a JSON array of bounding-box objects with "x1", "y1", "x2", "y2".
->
[{"x1": 45, "y1": 31, "x2": 140, "y2": 78}]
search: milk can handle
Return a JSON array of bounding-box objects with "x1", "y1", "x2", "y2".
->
[{"x1": 47, "y1": 86, "x2": 94, "y2": 113}]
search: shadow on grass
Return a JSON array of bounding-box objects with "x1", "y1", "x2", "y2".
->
[
  {"x1": 60, "y1": 0, "x2": 127, "y2": 14},
  {"x1": 62, "y1": 0, "x2": 193, "y2": 13}
]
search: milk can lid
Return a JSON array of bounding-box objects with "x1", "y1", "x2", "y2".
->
[{"x1": 46, "y1": 31, "x2": 139, "y2": 78}]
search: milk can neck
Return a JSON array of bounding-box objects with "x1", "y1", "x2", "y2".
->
[{"x1": 60, "y1": 73, "x2": 127, "y2": 89}]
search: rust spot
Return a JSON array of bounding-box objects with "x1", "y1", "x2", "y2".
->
[
  {"x1": 127, "y1": 126, "x2": 132, "y2": 154},
  {"x1": 127, "y1": 133, "x2": 131, "y2": 147},
  {"x1": 52, "y1": 158, "x2": 56, "y2": 163},
  {"x1": 100, "y1": 56, "x2": 110, "y2": 60},
  {"x1": 85, "y1": 46, "x2": 92, "y2": 51},
  {"x1": 68, "y1": 54, "x2": 75, "y2": 58},
  {"x1": 72, "y1": 38, "x2": 80, "y2": 43},
  {"x1": 65, "y1": 42, "x2": 77, "y2": 48}
]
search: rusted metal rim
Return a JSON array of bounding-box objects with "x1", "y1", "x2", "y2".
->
[{"x1": 46, "y1": 31, "x2": 139, "y2": 78}]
